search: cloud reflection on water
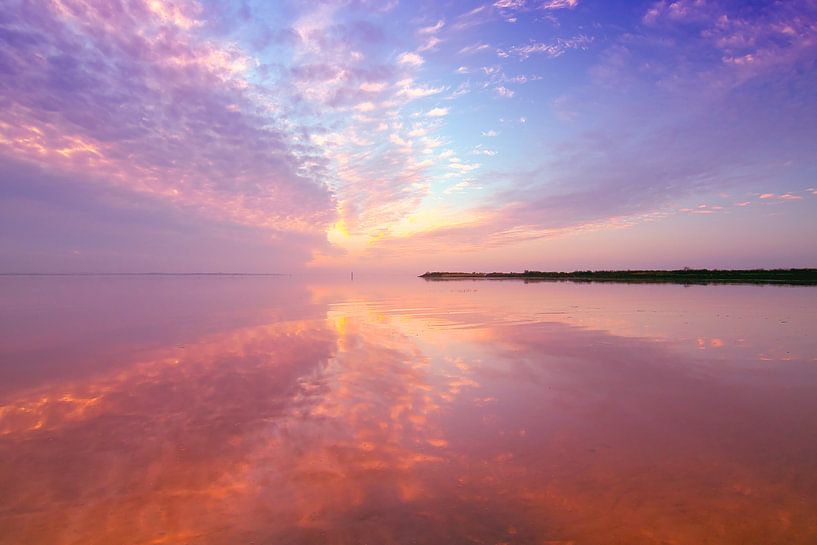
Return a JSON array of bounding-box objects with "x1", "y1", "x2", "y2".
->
[{"x1": 1, "y1": 279, "x2": 816, "y2": 544}]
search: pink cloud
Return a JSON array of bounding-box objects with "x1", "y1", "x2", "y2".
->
[
  {"x1": 0, "y1": 0, "x2": 335, "y2": 237},
  {"x1": 758, "y1": 192, "x2": 804, "y2": 202},
  {"x1": 397, "y1": 52, "x2": 425, "y2": 66},
  {"x1": 494, "y1": 0, "x2": 579, "y2": 13},
  {"x1": 643, "y1": 0, "x2": 817, "y2": 86}
]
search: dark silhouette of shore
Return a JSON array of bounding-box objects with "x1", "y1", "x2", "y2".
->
[{"x1": 419, "y1": 269, "x2": 817, "y2": 285}]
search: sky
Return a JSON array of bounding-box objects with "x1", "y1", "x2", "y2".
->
[{"x1": 1, "y1": 0, "x2": 816, "y2": 273}]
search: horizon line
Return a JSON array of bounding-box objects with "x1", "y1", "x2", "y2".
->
[
  {"x1": 3, "y1": 267, "x2": 816, "y2": 277},
  {"x1": 0, "y1": 272, "x2": 292, "y2": 276}
]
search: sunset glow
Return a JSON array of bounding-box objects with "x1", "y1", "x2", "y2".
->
[
  {"x1": 2, "y1": 276, "x2": 816, "y2": 543},
  {"x1": 3, "y1": 4, "x2": 817, "y2": 541},
  {"x1": 2, "y1": 0, "x2": 816, "y2": 272}
]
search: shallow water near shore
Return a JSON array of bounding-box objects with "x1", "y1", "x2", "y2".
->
[{"x1": 1, "y1": 275, "x2": 816, "y2": 544}]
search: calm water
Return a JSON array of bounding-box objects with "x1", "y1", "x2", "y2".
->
[{"x1": 1, "y1": 276, "x2": 816, "y2": 544}]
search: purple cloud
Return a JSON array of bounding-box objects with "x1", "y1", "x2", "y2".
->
[{"x1": 0, "y1": 0, "x2": 335, "y2": 239}]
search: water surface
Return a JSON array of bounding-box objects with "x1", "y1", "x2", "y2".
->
[{"x1": 1, "y1": 276, "x2": 816, "y2": 544}]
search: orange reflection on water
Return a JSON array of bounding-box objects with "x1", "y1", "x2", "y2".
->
[{"x1": 1, "y1": 277, "x2": 816, "y2": 544}]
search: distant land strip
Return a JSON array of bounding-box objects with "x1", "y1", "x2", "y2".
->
[{"x1": 419, "y1": 269, "x2": 817, "y2": 285}]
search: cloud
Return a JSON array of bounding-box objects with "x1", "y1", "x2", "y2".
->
[
  {"x1": 0, "y1": 158, "x2": 325, "y2": 273},
  {"x1": 418, "y1": 20, "x2": 445, "y2": 34},
  {"x1": 448, "y1": 161, "x2": 481, "y2": 173},
  {"x1": 492, "y1": 0, "x2": 579, "y2": 25},
  {"x1": 397, "y1": 52, "x2": 425, "y2": 66},
  {"x1": 396, "y1": 81, "x2": 446, "y2": 98},
  {"x1": 640, "y1": 0, "x2": 817, "y2": 85},
  {"x1": 0, "y1": 0, "x2": 335, "y2": 245},
  {"x1": 459, "y1": 43, "x2": 492, "y2": 55},
  {"x1": 361, "y1": 53, "x2": 817, "y2": 259},
  {"x1": 426, "y1": 107, "x2": 450, "y2": 117},
  {"x1": 497, "y1": 35, "x2": 592, "y2": 59},
  {"x1": 494, "y1": 0, "x2": 579, "y2": 12},
  {"x1": 540, "y1": 0, "x2": 579, "y2": 9},
  {"x1": 758, "y1": 192, "x2": 804, "y2": 202},
  {"x1": 3, "y1": 0, "x2": 816, "y2": 271},
  {"x1": 494, "y1": 0, "x2": 526, "y2": 8},
  {"x1": 1, "y1": 0, "x2": 475, "y2": 270},
  {"x1": 472, "y1": 146, "x2": 498, "y2": 156},
  {"x1": 418, "y1": 36, "x2": 443, "y2": 51},
  {"x1": 452, "y1": 5, "x2": 492, "y2": 31}
]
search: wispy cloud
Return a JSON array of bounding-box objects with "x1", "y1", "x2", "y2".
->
[
  {"x1": 426, "y1": 107, "x2": 450, "y2": 117},
  {"x1": 494, "y1": 0, "x2": 579, "y2": 11},
  {"x1": 497, "y1": 35, "x2": 592, "y2": 59},
  {"x1": 759, "y1": 193, "x2": 803, "y2": 202},
  {"x1": 459, "y1": 43, "x2": 492, "y2": 55},
  {"x1": 418, "y1": 19, "x2": 445, "y2": 34}
]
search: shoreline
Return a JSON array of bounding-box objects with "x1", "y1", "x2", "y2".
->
[{"x1": 418, "y1": 269, "x2": 817, "y2": 285}]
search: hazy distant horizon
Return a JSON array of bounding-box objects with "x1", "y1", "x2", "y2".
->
[{"x1": 3, "y1": 265, "x2": 817, "y2": 279}]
